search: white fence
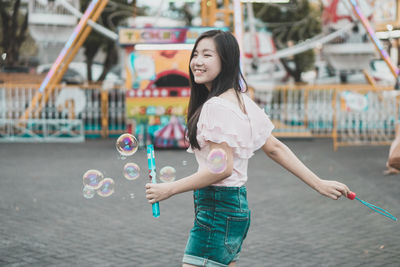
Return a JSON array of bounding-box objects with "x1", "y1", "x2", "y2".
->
[
  {"x1": 0, "y1": 84, "x2": 397, "y2": 150},
  {"x1": 0, "y1": 85, "x2": 125, "y2": 142},
  {"x1": 254, "y1": 84, "x2": 397, "y2": 150}
]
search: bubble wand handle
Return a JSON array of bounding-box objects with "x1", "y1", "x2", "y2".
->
[
  {"x1": 347, "y1": 191, "x2": 397, "y2": 221},
  {"x1": 147, "y1": 144, "x2": 160, "y2": 218}
]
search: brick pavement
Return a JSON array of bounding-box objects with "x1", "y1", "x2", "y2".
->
[{"x1": 0, "y1": 138, "x2": 399, "y2": 266}]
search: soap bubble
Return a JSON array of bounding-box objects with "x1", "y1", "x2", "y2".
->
[
  {"x1": 206, "y1": 148, "x2": 227, "y2": 174},
  {"x1": 116, "y1": 133, "x2": 138, "y2": 156},
  {"x1": 123, "y1": 162, "x2": 140, "y2": 180},
  {"x1": 97, "y1": 178, "x2": 115, "y2": 197},
  {"x1": 159, "y1": 166, "x2": 176, "y2": 183},
  {"x1": 83, "y1": 185, "x2": 96, "y2": 199},
  {"x1": 83, "y1": 169, "x2": 104, "y2": 190}
]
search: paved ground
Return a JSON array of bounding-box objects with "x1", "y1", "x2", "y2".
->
[{"x1": 0, "y1": 138, "x2": 399, "y2": 267}]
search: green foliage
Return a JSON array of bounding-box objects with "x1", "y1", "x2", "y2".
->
[
  {"x1": 0, "y1": 0, "x2": 29, "y2": 67},
  {"x1": 294, "y1": 50, "x2": 315, "y2": 72},
  {"x1": 80, "y1": 0, "x2": 139, "y2": 81},
  {"x1": 253, "y1": 0, "x2": 322, "y2": 82},
  {"x1": 168, "y1": 2, "x2": 194, "y2": 25}
]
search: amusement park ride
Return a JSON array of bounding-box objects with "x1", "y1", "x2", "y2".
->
[
  {"x1": 244, "y1": 0, "x2": 399, "y2": 87},
  {"x1": 322, "y1": 0, "x2": 398, "y2": 82},
  {"x1": 20, "y1": 0, "x2": 400, "y2": 147}
]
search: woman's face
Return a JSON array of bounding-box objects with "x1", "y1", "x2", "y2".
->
[{"x1": 190, "y1": 38, "x2": 221, "y2": 91}]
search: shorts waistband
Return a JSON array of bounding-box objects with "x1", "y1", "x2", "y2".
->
[
  {"x1": 199, "y1": 185, "x2": 247, "y2": 192},
  {"x1": 194, "y1": 186, "x2": 248, "y2": 212}
]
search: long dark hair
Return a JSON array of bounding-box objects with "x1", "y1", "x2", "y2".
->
[{"x1": 186, "y1": 30, "x2": 247, "y2": 150}]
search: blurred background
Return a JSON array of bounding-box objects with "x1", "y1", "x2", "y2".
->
[
  {"x1": 0, "y1": 0, "x2": 399, "y2": 152},
  {"x1": 2, "y1": 3, "x2": 400, "y2": 266}
]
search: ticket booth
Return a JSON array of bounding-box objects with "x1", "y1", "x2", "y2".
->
[{"x1": 119, "y1": 27, "x2": 226, "y2": 148}]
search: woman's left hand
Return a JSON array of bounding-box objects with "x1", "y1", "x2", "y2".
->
[
  {"x1": 316, "y1": 179, "x2": 350, "y2": 200},
  {"x1": 145, "y1": 182, "x2": 174, "y2": 203}
]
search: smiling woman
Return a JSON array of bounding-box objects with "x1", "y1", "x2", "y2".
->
[
  {"x1": 190, "y1": 38, "x2": 222, "y2": 91},
  {"x1": 145, "y1": 30, "x2": 351, "y2": 267}
]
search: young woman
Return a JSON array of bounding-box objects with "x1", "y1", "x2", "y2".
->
[{"x1": 145, "y1": 30, "x2": 351, "y2": 267}]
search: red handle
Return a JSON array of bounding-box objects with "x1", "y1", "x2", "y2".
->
[{"x1": 347, "y1": 191, "x2": 356, "y2": 200}]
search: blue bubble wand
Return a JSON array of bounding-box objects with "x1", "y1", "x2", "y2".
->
[{"x1": 147, "y1": 144, "x2": 160, "y2": 218}]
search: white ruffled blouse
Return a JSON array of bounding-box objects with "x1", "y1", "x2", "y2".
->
[{"x1": 187, "y1": 93, "x2": 275, "y2": 187}]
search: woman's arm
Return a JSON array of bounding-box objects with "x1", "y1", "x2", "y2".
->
[
  {"x1": 262, "y1": 135, "x2": 350, "y2": 200},
  {"x1": 145, "y1": 141, "x2": 233, "y2": 204}
]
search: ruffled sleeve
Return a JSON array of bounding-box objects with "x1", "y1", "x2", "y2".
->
[
  {"x1": 243, "y1": 94, "x2": 274, "y2": 151},
  {"x1": 194, "y1": 97, "x2": 270, "y2": 159},
  {"x1": 196, "y1": 98, "x2": 248, "y2": 158},
  {"x1": 187, "y1": 95, "x2": 274, "y2": 158}
]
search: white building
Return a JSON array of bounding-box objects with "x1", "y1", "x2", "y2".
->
[{"x1": 28, "y1": 0, "x2": 85, "y2": 64}]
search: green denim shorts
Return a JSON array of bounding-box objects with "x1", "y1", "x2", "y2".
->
[{"x1": 183, "y1": 186, "x2": 251, "y2": 267}]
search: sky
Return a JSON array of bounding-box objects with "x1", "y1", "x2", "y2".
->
[{"x1": 135, "y1": 0, "x2": 198, "y2": 9}]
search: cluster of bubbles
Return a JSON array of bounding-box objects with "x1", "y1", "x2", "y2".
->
[
  {"x1": 82, "y1": 169, "x2": 115, "y2": 199},
  {"x1": 82, "y1": 133, "x2": 178, "y2": 199},
  {"x1": 82, "y1": 134, "x2": 230, "y2": 199},
  {"x1": 82, "y1": 133, "x2": 140, "y2": 199}
]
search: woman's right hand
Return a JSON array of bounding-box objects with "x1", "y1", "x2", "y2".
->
[
  {"x1": 315, "y1": 179, "x2": 350, "y2": 200},
  {"x1": 145, "y1": 182, "x2": 174, "y2": 204}
]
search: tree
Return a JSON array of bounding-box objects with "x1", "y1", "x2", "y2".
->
[
  {"x1": 167, "y1": 2, "x2": 194, "y2": 26},
  {"x1": 0, "y1": 0, "x2": 28, "y2": 67},
  {"x1": 253, "y1": 0, "x2": 322, "y2": 82},
  {"x1": 80, "y1": 0, "x2": 143, "y2": 82}
]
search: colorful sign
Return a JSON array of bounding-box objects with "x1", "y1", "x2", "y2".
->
[
  {"x1": 119, "y1": 26, "x2": 229, "y2": 45},
  {"x1": 119, "y1": 28, "x2": 187, "y2": 45},
  {"x1": 121, "y1": 27, "x2": 228, "y2": 148},
  {"x1": 126, "y1": 88, "x2": 189, "y2": 148},
  {"x1": 340, "y1": 91, "x2": 369, "y2": 112},
  {"x1": 123, "y1": 46, "x2": 191, "y2": 148},
  {"x1": 124, "y1": 49, "x2": 191, "y2": 90}
]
